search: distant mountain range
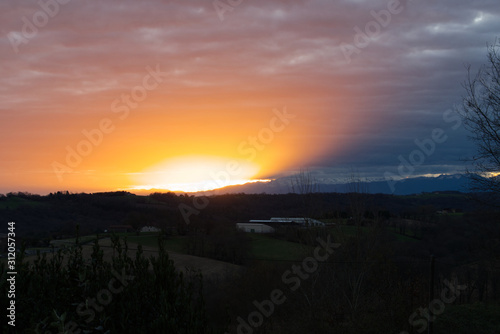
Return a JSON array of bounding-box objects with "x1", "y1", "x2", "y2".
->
[
  {"x1": 132, "y1": 173, "x2": 474, "y2": 196},
  {"x1": 196, "y1": 173, "x2": 473, "y2": 196}
]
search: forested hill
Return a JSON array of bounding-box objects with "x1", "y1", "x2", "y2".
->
[{"x1": 0, "y1": 191, "x2": 480, "y2": 240}]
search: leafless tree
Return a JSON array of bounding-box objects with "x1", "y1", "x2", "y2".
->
[
  {"x1": 289, "y1": 168, "x2": 321, "y2": 217},
  {"x1": 289, "y1": 168, "x2": 320, "y2": 194},
  {"x1": 459, "y1": 40, "x2": 500, "y2": 198},
  {"x1": 347, "y1": 170, "x2": 368, "y2": 230}
]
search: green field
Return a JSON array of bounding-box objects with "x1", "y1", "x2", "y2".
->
[
  {"x1": 36, "y1": 232, "x2": 312, "y2": 262},
  {"x1": 17, "y1": 223, "x2": 422, "y2": 265},
  {"x1": 247, "y1": 234, "x2": 311, "y2": 261},
  {"x1": 121, "y1": 233, "x2": 316, "y2": 262}
]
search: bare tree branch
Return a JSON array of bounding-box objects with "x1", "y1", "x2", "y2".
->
[{"x1": 458, "y1": 39, "x2": 500, "y2": 202}]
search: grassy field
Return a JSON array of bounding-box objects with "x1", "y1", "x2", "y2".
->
[
  {"x1": 14, "y1": 224, "x2": 421, "y2": 268},
  {"x1": 49, "y1": 232, "x2": 316, "y2": 262},
  {"x1": 247, "y1": 234, "x2": 311, "y2": 261}
]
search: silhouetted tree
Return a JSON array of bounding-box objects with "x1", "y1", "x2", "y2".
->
[
  {"x1": 289, "y1": 168, "x2": 320, "y2": 194},
  {"x1": 459, "y1": 39, "x2": 500, "y2": 199},
  {"x1": 347, "y1": 170, "x2": 368, "y2": 230},
  {"x1": 289, "y1": 168, "x2": 321, "y2": 217}
]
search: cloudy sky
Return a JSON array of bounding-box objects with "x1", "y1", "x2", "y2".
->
[{"x1": 0, "y1": 0, "x2": 498, "y2": 194}]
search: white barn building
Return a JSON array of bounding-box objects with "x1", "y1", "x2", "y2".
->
[
  {"x1": 236, "y1": 223, "x2": 275, "y2": 234},
  {"x1": 251, "y1": 217, "x2": 325, "y2": 227}
]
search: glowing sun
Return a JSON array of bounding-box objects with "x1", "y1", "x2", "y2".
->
[{"x1": 130, "y1": 155, "x2": 270, "y2": 192}]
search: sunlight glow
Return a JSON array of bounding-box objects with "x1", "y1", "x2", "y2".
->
[
  {"x1": 483, "y1": 171, "x2": 500, "y2": 178},
  {"x1": 130, "y1": 155, "x2": 269, "y2": 192}
]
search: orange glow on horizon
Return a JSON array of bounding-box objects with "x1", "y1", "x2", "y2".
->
[
  {"x1": 0, "y1": 46, "x2": 377, "y2": 195},
  {"x1": 0, "y1": 97, "x2": 368, "y2": 194},
  {"x1": 129, "y1": 155, "x2": 269, "y2": 192}
]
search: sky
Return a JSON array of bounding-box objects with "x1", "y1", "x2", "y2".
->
[{"x1": 0, "y1": 0, "x2": 499, "y2": 194}]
